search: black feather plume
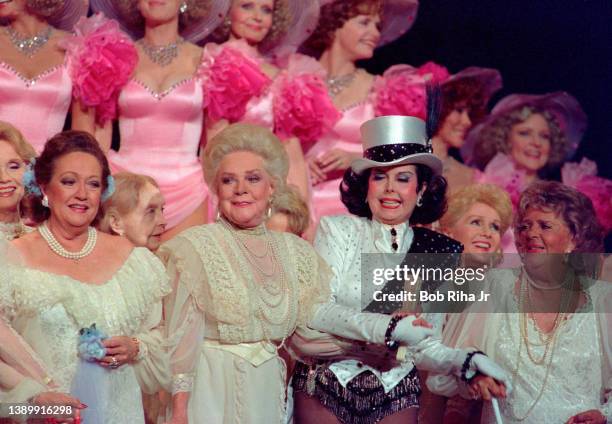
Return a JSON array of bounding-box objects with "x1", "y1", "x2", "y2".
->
[{"x1": 425, "y1": 84, "x2": 443, "y2": 150}]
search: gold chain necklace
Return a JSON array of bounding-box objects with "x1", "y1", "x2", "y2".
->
[{"x1": 508, "y1": 268, "x2": 575, "y2": 420}]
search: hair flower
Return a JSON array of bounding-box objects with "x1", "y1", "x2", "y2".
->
[
  {"x1": 102, "y1": 175, "x2": 116, "y2": 202},
  {"x1": 22, "y1": 159, "x2": 42, "y2": 196}
]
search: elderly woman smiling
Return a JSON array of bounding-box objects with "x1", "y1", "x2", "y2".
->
[
  {"x1": 440, "y1": 183, "x2": 513, "y2": 266},
  {"x1": 100, "y1": 172, "x2": 167, "y2": 252},
  {"x1": 158, "y1": 122, "x2": 463, "y2": 424},
  {"x1": 0, "y1": 121, "x2": 36, "y2": 240}
]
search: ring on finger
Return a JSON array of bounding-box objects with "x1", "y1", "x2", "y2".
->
[{"x1": 110, "y1": 356, "x2": 119, "y2": 369}]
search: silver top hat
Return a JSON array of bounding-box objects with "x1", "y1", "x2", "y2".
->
[{"x1": 351, "y1": 115, "x2": 442, "y2": 175}]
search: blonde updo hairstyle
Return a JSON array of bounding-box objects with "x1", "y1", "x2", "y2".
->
[
  {"x1": 115, "y1": 0, "x2": 210, "y2": 34},
  {"x1": 440, "y1": 184, "x2": 513, "y2": 266},
  {"x1": 203, "y1": 122, "x2": 302, "y2": 224},
  {"x1": 99, "y1": 172, "x2": 159, "y2": 235},
  {"x1": 440, "y1": 184, "x2": 513, "y2": 251},
  {"x1": 209, "y1": 0, "x2": 291, "y2": 53}
]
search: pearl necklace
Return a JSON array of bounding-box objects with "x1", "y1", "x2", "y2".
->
[{"x1": 39, "y1": 222, "x2": 97, "y2": 260}]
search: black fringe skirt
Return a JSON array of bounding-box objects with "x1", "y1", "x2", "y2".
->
[{"x1": 292, "y1": 361, "x2": 420, "y2": 424}]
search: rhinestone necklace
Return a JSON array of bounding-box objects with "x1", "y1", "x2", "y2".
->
[
  {"x1": 39, "y1": 221, "x2": 97, "y2": 261},
  {"x1": 5, "y1": 25, "x2": 52, "y2": 57},
  {"x1": 326, "y1": 70, "x2": 359, "y2": 97},
  {"x1": 138, "y1": 37, "x2": 184, "y2": 67}
]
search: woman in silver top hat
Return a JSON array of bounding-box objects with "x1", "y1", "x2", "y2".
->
[{"x1": 291, "y1": 115, "x2": 511, "y2": 424}]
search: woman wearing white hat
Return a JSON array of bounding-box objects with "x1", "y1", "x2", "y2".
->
[{"x1": 291, "y1": 114, "x2": 511, "y2": 424}]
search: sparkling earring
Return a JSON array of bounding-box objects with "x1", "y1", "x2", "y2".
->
[
  {"x1": 42, "y1": 195, "x2": 49, "y2": 208},
  {"x1": 179, "y1": 2, "x2": 187, "y2": 13},
  {"x1": 266, "y1": 204, "x2": 273, "y2": 219}
]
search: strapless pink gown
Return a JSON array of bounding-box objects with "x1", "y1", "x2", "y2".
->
[
  {"x1": 0, "y1": 62, "x2": 72, "y2": 153},
  {"x1": 307, "y1": 101, "x2": 375, "y2": 220},
  {"x1": 109, "y1": 78, "x2": 208, "y2": 229}
]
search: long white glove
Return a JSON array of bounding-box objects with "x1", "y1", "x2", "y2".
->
[
  {"x1": 308, "y1": 304, "x2": 435, "y2": 346},
  {"x1": 471, "y1": 354, "x2": 513, "y2": 394},
  {"x1": 408, "y1": 337, "x2": 513, "y2": 393},
  {"x1": 391, "y1": 316, "x2": 436, "y2": 345}
]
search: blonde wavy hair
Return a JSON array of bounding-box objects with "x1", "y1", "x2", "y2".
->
[
  {"x1": 0, "y1": 121, "x2": 36, "y2": 162},
  {"x1": 472, "y1": 106, "x2": 570, "y2": 173},
  {"x1": 99, "y1": 172, "x2": 159, "y2": 234},
  {"x1": 114, "y1": 0, "x2": 210, "y2": 33},
  {"x1": 209, "y1": 0, "x2": 291, "y2": 53},
  {"x1": 203, "y1": 123, "x2": 305, "y2": 223},
  {"x1": 440, "y1": 184, "x2": 513, "y2": 241}
]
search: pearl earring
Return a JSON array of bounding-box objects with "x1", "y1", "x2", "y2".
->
[{"x1": 42, "y1": 195, "x2": 49, "y2": 208}]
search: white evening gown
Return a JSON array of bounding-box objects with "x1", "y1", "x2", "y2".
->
[{"x1": 0, "y1": 246, "x2": 170, "y2": 423}]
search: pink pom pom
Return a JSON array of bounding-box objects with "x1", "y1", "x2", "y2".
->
[
  {"x1": 374, "y1": 70, "x2": 427, "y2": 119},
  {"x1": 576, "y1": 175, "x2": 612, "y2": 231},
  {"x1": 273, "y1": 56, "x2": 340, "y2": 144},
  {"x1": 480, "y1": 153, "x2": 527, "y2": 209},
  {"x1": 62, "y1": 14, "x2": 137, "y2": 124},
  {"x1": 200, "y1": 44, "x2": 271, "y2": 122},
  {"x1": 561, "y1": 157, "x2": 598, "y2": 187},
  {"x1": 417, "y1": 61, "x2": 451, "y2": 84}
]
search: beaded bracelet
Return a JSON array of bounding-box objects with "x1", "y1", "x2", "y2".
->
[
  {"x1": 461, "y1": 350, "x2": 485, "y2": 382},
  {"x1": 384, "y1": 315, "x2": 405, "y2": 350}
]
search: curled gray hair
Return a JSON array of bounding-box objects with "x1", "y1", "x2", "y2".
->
[{"x1": 202, "y1": 123, "x2": 293, "y2": 211}]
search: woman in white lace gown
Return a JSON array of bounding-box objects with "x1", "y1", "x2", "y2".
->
[
  {"x1": 429, "y1": 181, "x2": 611, "y2": 424},
  {"x1": 0, "y1": 131, "x2": 170, "y2": 424}
]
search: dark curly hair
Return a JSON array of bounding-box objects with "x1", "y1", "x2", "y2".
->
[
  {"x1": 302, "y1": 0, "x2": 382, "y2": 56},
  {"x1": 340, "y1": 164, "x2": 448, "y2": 225},
  {"x1": 439, "y1": 77, "x2": 489, "y2": 126},
  {"x1": 31, "y1": 131, "x2": 111, "y2": 224}
]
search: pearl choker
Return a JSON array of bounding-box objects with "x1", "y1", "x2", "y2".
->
[{"x1": 39, "y1": 222, "x2": 97, "y2": 260}]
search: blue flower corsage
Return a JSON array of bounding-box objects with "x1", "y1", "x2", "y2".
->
[
  {"x1": 78, "y1": 323, "x2": 107, "y2": 362},
  {"x1": 22, "y1": 159, "x2": 42, "y2": 196}
]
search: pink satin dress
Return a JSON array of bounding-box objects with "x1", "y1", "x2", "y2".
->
[
  {"x1": 306, "y1": 100, "x2": 375, "y2": 220},
  {"x1": 109, "y1": 77, "x2": 208, "y2": 229},
  {"x1": 0, "y1": 61, "x2": 72, "y2": 153}
]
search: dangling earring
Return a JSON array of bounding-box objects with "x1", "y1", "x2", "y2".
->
[
  {"x1": 42, "y1": 195, "x2": 49, "y2": 208},
  {"x1": 266, "y1": 205, "x2": 273, "y2": 219},
  {"x1": 215, "y1": 210, "x2": 221, "y2": 222},
  {"x1": 416, "y1": 195, "x2": 423, "y2": 207},
  {"x1": 179, "y1": 2, "x2": 188, "y2": 13}
]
